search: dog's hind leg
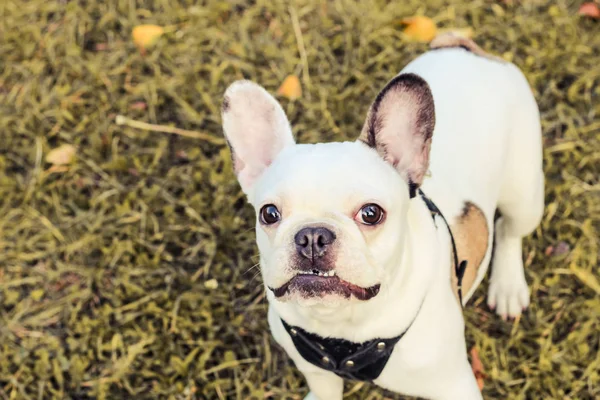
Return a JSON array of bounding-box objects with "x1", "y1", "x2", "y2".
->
[{"x1": 487, "y1": 68, "x2": 544, "y2": 319}]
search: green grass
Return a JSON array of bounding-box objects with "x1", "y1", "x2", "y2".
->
[{"x1": 1, "y1": 0, "x2": 599, "y2": 399}]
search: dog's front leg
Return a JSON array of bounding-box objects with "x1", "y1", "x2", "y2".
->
[{"x1": 301, "y1": 369, "x2": 343, "y2": 400}]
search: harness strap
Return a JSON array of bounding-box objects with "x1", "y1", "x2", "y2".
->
[
  {"x1": 414, "y1": 188, "x2": 467, "y2": 307},
  {"x1": 280, "y1": 298, "x2": 424, "y2": 381}
]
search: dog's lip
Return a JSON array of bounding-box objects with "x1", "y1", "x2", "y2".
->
[{"x1": 270, "y1": 274, "x2": 380, "y2": 301}]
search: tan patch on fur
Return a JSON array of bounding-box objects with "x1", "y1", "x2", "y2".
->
[
  {"x1": 450, "y1": 202, "x2": 489, "y2": 302},
  {"x1": 430, "y1": 33, "x2": 507, "y2": 64}
]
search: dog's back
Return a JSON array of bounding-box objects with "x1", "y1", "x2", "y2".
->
[
  {"x1": 401, "y1": 45, "x2": 544, "y2": 306},
  {"x1": 403, "y1": 47, "x2": 542, "y2": 222}
]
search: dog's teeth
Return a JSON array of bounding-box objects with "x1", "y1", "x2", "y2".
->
[{"x1": 330, "y1": 271, "x2": 336, "y2": 277}]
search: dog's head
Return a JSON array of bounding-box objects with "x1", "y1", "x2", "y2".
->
[{"x1": 222, "y1": 74, "x2": 435, "y2": 308}]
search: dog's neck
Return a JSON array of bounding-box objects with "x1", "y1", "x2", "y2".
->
[{"x1": 269, "y1": 193, "x2": 457, "y2": 343}]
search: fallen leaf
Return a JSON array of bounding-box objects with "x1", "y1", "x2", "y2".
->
[
  {"x1": 277, "y1": 75, "x2": 302, "y2": 100},
  {"x1": 46, "y1": 144, "x2": 76, "y2": 165},
  {"x1": 132, "y1": 25, "x2": 165, "y2": 51},
  {"x1": 578, "y1": 2, "x2": 600, "y2": 18},
  {"x1": 401, "y1": 16, "x2": 437, "y2": 42},
  {"x1": 470, "y1": 347, "x2": 486, "y2": 390}
]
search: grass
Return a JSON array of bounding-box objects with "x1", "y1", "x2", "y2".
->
[{"x1": 0, "y1": 0, "x2": 599, "y2": 399}]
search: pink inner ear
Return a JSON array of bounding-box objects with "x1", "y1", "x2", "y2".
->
[
  {"x1": 407, "y1": 137, "x2": 431, "y2": 185},
  {"x1": 358, "y1": 73, "x2": 435, "y2": 188},
  {"x1": 221, "y1": 80, "x2": 295, "y2": 193},
  {"x1": 378, "y1": 97, "x2": 429, "y2": 183}
]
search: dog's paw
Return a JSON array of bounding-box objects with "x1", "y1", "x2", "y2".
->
[{"x1": 487, "y1": 266, "x2": 530, "y2": 320}]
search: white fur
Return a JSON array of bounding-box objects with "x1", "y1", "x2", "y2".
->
[
  {"x1": 222, "y1": 80, "x2": 295, "y2": 194},
  {"x1": 223, "y1": 47, "x2": 544, "y2": 400}
]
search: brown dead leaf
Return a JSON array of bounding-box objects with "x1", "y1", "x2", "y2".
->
[
  {"x1": 132, "y1": 25, "x2": 165, "y2": 51},
  {"x1": 579, "y1": 2, "x2": 600, "y2": 19},
  {"x1": 277, "y1": 75, "x2": 302, "y2": 100},
  {"x1": 470, "y1": 347, "x2": 486, "y2": 390},
  {"x1": 401, "y1": 16, "x2": 437, "y2": 42},
  {"x1": 46, "y1": 144, "x2": 76, "y2": 165}
]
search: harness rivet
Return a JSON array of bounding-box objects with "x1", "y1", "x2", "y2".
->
[
  {"x1": 322, "y1": 356, "x2": 330, "y2": 364},
  {"x1": 377, "y1": 342, "x2": 386, "y2": 350},
  {"x1": 290, "y1": 328, "x2": 297, "y2": 336},
  {"x1": 345, "y1": 360, "x2": 355, "y2": 368}
]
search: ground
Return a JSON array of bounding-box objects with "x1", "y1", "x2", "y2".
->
[{"x1": 0, "y1": 0, "x2": 599, "y2": 399}]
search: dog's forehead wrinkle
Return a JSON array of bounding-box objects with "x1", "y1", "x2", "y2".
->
[{"x1": 253, "y1": 141, "x2": 403, "y2": 208}]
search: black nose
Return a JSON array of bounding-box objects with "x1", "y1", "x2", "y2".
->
[{"x1": 294, "y1": 227, "x2": 336, "y2": 260}]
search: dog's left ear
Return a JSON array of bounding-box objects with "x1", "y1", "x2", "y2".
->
[
  {"x1": 358, "y1": 73, "x2": 435, "y2": 196},
  {"x1": 222, "y1": 80, "x2": 295, "y2": 195}
]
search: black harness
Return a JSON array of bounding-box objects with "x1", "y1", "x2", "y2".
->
[{"x1": 280, "y1": 189, "x2": 467, "y2": 382}]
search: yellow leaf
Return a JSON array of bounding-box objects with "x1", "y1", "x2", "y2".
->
[
  {"x1": 132, "y1": 25, "x2": 165, "y2": 50},
  {"x1": 46, "y1": 144, "x2": 76, "y2": 165},
  {"x1": 277, "y1": 75, "x2": 302, "y2": 100},
  {"x1": 437, "y1": 27, "x2": 474, "y2": 39},
  {"x1": 401, "y1": 16, "x2": 437, "y2": 43}
]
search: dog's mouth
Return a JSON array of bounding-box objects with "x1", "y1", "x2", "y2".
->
[{"x1": 270, "y1": 270, "x2": 380, "y2": 301}]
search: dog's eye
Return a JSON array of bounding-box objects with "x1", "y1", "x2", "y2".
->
[
  {"x1": 260, "y1": 204, "x2": 281, "y2": 225},
  {"x1": 357, "y1": 204, "x2": 385, "y2": 225}
]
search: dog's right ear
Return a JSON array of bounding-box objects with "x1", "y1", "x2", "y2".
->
[
  {"x1": 357, "y1": 73, "x2": 435, "y2": 197},
  {"x1": 221, "y1": 80, "x2": 295, "y2": 195}
]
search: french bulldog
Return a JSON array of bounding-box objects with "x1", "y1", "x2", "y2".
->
[{"x1": 221, "y1": 35, "x2": 544, "y2": 400}]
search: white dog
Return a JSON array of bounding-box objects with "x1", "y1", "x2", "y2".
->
[{"x1": 221, "y1": 35, "x2": 544, "y2": 400}]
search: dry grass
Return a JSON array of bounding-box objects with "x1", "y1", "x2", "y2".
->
[{"x1": 0, "y1": 0, "x2": 599, "y2": 399}]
